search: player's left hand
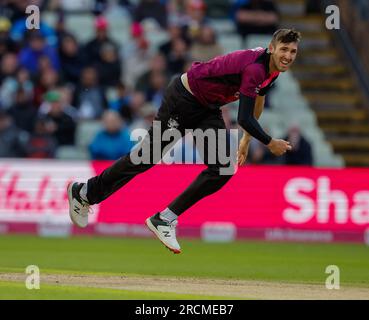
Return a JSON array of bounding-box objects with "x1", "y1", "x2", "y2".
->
[
  {"x1": 237, "y1": 135, "x2": 251, "y2": 166},
  {"x1": 237, "y1": 149, "x2": 249, "y2": 166}
]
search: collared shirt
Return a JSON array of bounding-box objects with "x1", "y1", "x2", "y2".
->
[{"x1": 187, "y1": 47, "x2": 280, "y2": 108}]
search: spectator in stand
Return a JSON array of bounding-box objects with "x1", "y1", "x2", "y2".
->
[
  {"x1": 58, "y1": 86, "x2": 79, "y2": 120},
  {"x1": 42, "y1": 90, "x2": 76, "y2": 146},
  {"x1": 283, "y1": 125, "x2": 313, "y2": 166},
  {"x1": 38, "y1": 55, "x2": 55, "y2": 74},
  {"x1": 58, "y1": 34, "x2": 84, "y2": 85},
  {"x1": 95, "y1": 42, "x2": 121, "y2": 88},
  {"x1": 73, "y1": 66, "x2": 108, "y2": 120},
  {"x1": 190, "y1": 25, "x2": 223, "y2": 62},
  {"x1": 167, "y1": 37, "x2": 190, "y2": 76},
  {"x1": 144, "y1": 70, "x2": 167, "y2": 109},
  {"x1": 133, "y1": 0, "x2": 168, "y2": 29},
  {"x1": 89, "y1": 110, "x2": 133, "y2": 160},
  {"x1": 233, "y1": 0, "x2": 279, "y2": 45},
  {"x1": 25, "y1": 116, "x2": 57, "y2": 159},
  {"x1": 7, "y1": 87, "x2": 37, "y2": 133},
  {"x1": 109, "y1": 82, "x2": 132, "y2": 123},
  {"x1": 39, "y1": 86, "x2": 78, "y2": 120},
  {"x1": 167, "y1": 0, "x2": 188, "y2": 26},
  {"x1": 33, "y1": 67, "x2": 60, "y2": 107},
  {"x1": 83, "y1": 16, "x2": 119, "y2": 66},
  {"x1": 0, "y1": 52, "x2": 18, "y2": 85},
  {"x1": 0, "y1": 17, "x2": 17, "y2": 58},
  {"x1": 0, "y1": 68, "x2": 33, "y2": 109},
  {"x1": 136, "y1": 54, "x2": 169, "y2": 93},
  {"x1": 184, "y1": 0, "x2": 208, "y2": 41},
  {"x1": 159, "y1": 23, "x2": 190, "y2": 59},
  {"x1": 18, "y1": 32, "x2": 60, "y2": 76},
  {"x1": 54, "y1": 10, "x2": 70, "y2": 43},
  {"x1": 127, "y1": 90, "x2": 146, "y2": 122},
  {"x1": 122, "y1": 21, "x2": 154, "y2": 88},
  {"x1": 129, "y1": 102, "x2": 157, "y2": 139},
  {"x1": 0, "y1": 67, "x2": 33, "y2": 110},
  {"x1": 0, "y1": 109, "x2": 29, "y2": 158}
]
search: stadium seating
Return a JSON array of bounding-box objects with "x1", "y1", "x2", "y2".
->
[
  {"x1": 55, "y1": 120, "x2": 102, "y2": 160},
  {"x1": 275, "y1": 0, "x2": 369, "y2": 167},
  {"x1": 56, "y1": 145, "x2": 89, "y2": 160},
  {"x1": 46, "y1": 0, "x2": 369, "y2": 167},
  {"x1": 75, "y1": 120, "x2": 103, "y2": 149}
]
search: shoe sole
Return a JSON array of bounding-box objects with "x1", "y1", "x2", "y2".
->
[
  {"x1": 145, "y1": 218, "x2": 181, "y2": 254},
  {"x1": 67, "y1": 182, "x2": 88, "y2": 228}
]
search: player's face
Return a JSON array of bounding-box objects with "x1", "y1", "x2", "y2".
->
[{"x1": 269, "y1": 41, "x2": 298, "y2": 72}]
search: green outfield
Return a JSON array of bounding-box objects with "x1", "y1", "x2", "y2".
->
[{"x1": 0, "y1": 235, "x2": 369, "y2": 299}]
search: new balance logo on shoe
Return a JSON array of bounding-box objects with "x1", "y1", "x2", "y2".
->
[
  {"x1": 145, "y1": 214, "x2": 181, "y2": 254},
  {"x1": 74, "y1": 206, "x2": 81, "y2": 214},
  {"x1": 68, "y1": 182, "x2": 91, "y2": 228}
]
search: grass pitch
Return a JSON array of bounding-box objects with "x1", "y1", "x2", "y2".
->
[{"x1": 0, "y1": 235, "x2": 368, "y2": 299}]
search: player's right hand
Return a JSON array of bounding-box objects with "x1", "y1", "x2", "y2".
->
[{"x1": 267, "y1": 138, "x2": 292, "y2": 156}]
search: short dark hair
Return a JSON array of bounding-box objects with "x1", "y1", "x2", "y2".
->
[{"x1": 271, "y1": 29, "x2": 301, "y2": 45}]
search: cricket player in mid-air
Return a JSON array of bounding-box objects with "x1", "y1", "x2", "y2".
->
[{"x1": 68, "y1": 29, "x2": 300, "y2": 254}]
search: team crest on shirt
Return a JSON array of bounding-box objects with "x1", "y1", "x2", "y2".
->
[{"x1": 168, "y1": 118, "x2": 179, "y2": 131}]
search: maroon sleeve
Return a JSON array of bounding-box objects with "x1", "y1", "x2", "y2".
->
[{"x1": 239, "y1": 63, "x2": 265, "y2": 98}]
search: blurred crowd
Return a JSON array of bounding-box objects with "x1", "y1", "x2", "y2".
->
[{"x1": 0, "y1": 0, "x2": 313, "y2": 165}]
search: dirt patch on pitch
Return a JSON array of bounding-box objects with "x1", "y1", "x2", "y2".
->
[{"x1": 1, "y1": 273, "x2": 369, "y2": 299}]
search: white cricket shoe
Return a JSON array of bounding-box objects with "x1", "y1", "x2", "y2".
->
[
  {"x1": 145, "y1": 213, "x2": 181, "y2": 254},
  {"x1": 67, "y1": 182, "x2": 91, "y2": 228}
]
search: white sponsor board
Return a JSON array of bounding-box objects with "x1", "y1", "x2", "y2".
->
[
  {"x1": 0, "y1": 159, "x2": 98, "y2": 224},
  {"x1": 201, "y1": 222, "x2": 236, "y2": 242}
]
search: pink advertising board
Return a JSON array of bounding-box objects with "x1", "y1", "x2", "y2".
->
[
  {"x1": 93, "y1": 163, "x2": 369, "y2": 230},
  {"x1": 0, "y1": 160, "x2": 369, "y2": 243}
]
